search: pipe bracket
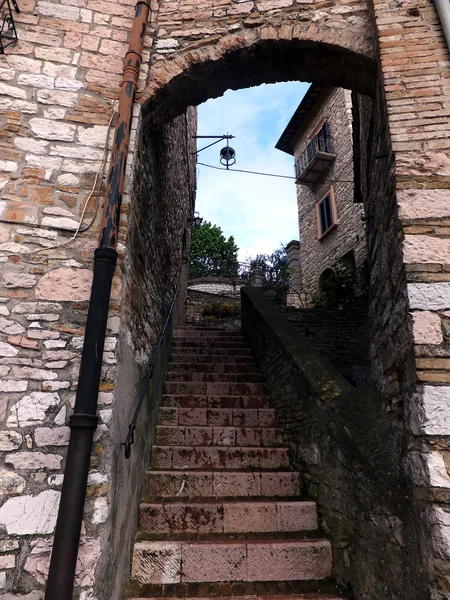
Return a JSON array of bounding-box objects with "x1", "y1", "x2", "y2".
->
[{"x1": 69, "y1": 413, "x2": 99, "y2": 429}]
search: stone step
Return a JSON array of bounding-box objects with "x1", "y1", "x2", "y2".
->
[
  {"x1": 173, "y1": 332, "x2": 244, "y2": 340},
  {"x1": 155, "y1": 426, "x2": 281, "y2": 447},
  {"x1": 171, "y1": 354, "x2": 255, "y2": 364},
  {"x1": 128, "y1": 581, "x2": 345, "y2": 599},
  {"x1": 172, "y1": 340, "x2": 248, "y2": 348},
  {"x1": 166, "y1": 372, "x2": 262, "y2": 383},
  {"x1": 175, "y1": 327, "x2": 241, "y2": 332},
  {"x1": 168, "y1": 362, "x2": 258, "y2": 373},
  {"x1": 165, "y1": 382, "x2": 265, "y2": 395},
  {"x1": 159, "y1": 407, "x2": 275, "y2": 427},
  {"x1": 162, "y1": 396, "x2": 271, "y2": 410},
  {"x1": 145, "y1": 471, "x2": 301, "y2": 498},
  {"x1": 132, "y1": 537, "x2": 332, "y2": 583},
  {"x1": 139, "y1": 499, "x2": 317, "y2": 534},
  {"x1": 151, "y1": 446, "x2": 289, "y2": 470},
  {"x1": 130, "y1": 593, "x2": 344, "y2": 600},
  {"x1": 171, "y1": 347, "x2": 252, "y2": 356}
]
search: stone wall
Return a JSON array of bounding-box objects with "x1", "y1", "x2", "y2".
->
[
  {"x1": 0, "y1": 83, "x2": 196, "y2": 600},
  {"x1": 279, "y1": 303, "x2": 370, "y2": 386},
  {"x1": 187, "y1": 277, "x2": 242, "y2": 298},
  {"x1": 241, "y1": 287, "x2": 429, "y2": 600},
  {"x1": 291, "y1": 87, "x2": 367, "y2": 302}
]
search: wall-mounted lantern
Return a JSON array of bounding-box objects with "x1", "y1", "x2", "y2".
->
[
  {"x1": 188, "y1": 211, "x2": 203, "y2": 228},
  {"x1": 0, "y1": 0, "x2": 20, "y2": 54},
  {"x1": 193, "y1": 134, "x2": 236, "y2": 168}
]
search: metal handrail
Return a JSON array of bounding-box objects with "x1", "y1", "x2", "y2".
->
[{"x1": 122, "y1": 284, "x2": 180, "y2": 458}]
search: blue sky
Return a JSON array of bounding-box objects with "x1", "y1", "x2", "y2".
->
[{"x1": 196, "y1": 81, "x2": 310, "y2": 262}]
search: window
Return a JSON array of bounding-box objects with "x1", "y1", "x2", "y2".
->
[{"x1": 316, "y1": 188, "x2": 337, "y2": 239}]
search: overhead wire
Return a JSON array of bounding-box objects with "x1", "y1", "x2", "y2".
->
[{"x1": 196, "y1": 161, "x2": 356, "y2": 183}]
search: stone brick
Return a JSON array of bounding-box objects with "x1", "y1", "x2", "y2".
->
[
  {"x1": 412, "y1": 311, "x2": 443, "y2": 344},
  {"x1": 132, "y1": 541, "x2": 181, "y2": 583},
  {"x1": 0, "y1": 490, "x2": 60, "y2": 534},
  {"x1": 29, "y1": 118, "x2": 76, "y2": 141}
]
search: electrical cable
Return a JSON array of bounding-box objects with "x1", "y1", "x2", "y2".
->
[
  {"x1": 0, "y1": 101, "x2": 118, "y2": 257},
  {"x1": 197, "y1": 161, "x2": 356, "y2": 183}
]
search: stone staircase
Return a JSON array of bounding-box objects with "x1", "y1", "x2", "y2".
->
[{"x1": 129, "y1": 326, "x2": 344, "y2": 600}]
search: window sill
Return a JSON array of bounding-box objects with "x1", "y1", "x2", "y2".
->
[{"x1": 318, "y1": 222, "x2": 338, "y2": 241}]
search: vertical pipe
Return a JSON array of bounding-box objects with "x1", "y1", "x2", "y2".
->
[
  {"x1": 44, "y1": 3, "x2": 149, "y2": 599},
  {"x1": 434, "y1": 0, "x2": 450, "y2": 53}
]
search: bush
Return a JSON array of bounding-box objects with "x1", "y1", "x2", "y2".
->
[
  {"x1": 311, "y1": 263, "x2": 358, "y2": 309},
  {"x1": 202, "y1": 300, "x2": 240, "y2": 318}
]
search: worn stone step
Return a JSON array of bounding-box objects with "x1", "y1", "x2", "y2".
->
[
  {"x1": 132, "y1": 538, "x2": 332, "y2": 583},
  {"x1": 130, "y1": 593, "x2": 344, "y2": 600},
  {"x1": 162, "y1": 396, "x2": 271, "y2": 410},
  {"x1": 139, "y1": 499, "x2": 317, "y2": 534},
  {"x1": 171, "y1": 354, "x2": 254, "y2": 364},
  {"x1": 173, "y1": 332, "x2": 244, "y2": 339},
  {"x1": 151, "y1": 446, "x2": 289, "y2": 470},
  {"x1": 155, "y1": 426, "x2": 281, "y2": 447},
  {"x1": 175, "y1": 327, "x2": 241, "y2": 333},
  {"x1": 171, "y1": 347, "x2": 252, "y2": 356},
  {"x1": 158, "y1": 407, "x2": 275, "y2": 427},
  {"x1": 128, "y1": 580, "x2": 345, "y2": 599},
  {"x1": 166, "y1": 372, "x2": 262, "y2": 383},
  {"x1": 172, "y1": 340, "x2": 248, "y2": 349},
  {"x1": 145, "y1": 471, "x2": 301, "y2": 498},
  {"x1": 165, "y1": 382, "x2": 265, "y2": 395},
  {"x1": 168, "y1": 362, "x2": 258, "y2": 374}
]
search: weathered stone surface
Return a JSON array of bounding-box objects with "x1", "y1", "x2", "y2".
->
[
  {"x1": 0, "y1": 317, "x2": 25, "y2": 335},
  {"x1": 430, "y1": 507, "x2": 450, "y2": 560},
  {"x1": 0, "y1": 469, "x2": 26, "y2": 497},
  {"x1": 412, "y1": 311, "x2": 443, "y2": 345},
  {"x1": 0, "y1": 341, "x2": 18, "y2": 357},
  {"x1": 2, "y1": 272, "x2": 37, "y2": 289},
  {"x1": 29, "y1": 118, "x2": 76, "y2": 141},
  {"x1": 12, "y1": 302, "x2": 63, "y2": 314},
  {"x1": 0, "y1": 380, "x2": 28, "y2": 393},
  {"x1": 0, "y1": 431, "x2": 22, "y2": 451},
  {"x1": 35, "y1": 426, "x2": 70, "y2": 446},
  {"x1": 398, "y1": 189, "x2": 450, "y2": 220},
  {"x1": 416, "y1": 386, "x2": 450, "y2": 436},
  {"x1": 408, "y1": 284, "x2": 450, "y2": 311},
  {"x1": 35, "y1": 268, "x2": 93, "y2": 301},
  {"x1": 77, "y1": 125, "x2": 109, "y2": 147},
  {"x1": 404, "y1": 235, "x2": 450, "y2": 264},
  {"x1": 0, "y1": 490, "x2": 60, "y2": 534},
  {"x1": 24, "y1": 536, "x2": 100, "y2": 586},
  {"x1": 5, "y1": 452, "x2": 62, "y2": 471},
  {"x1": 425, "y1": 453, "x2": 450, "y2": 489},
  {"x1": 92, "y1": 497, "x2": 109, "y2": 524},
  {"x1": 7, "y1": 391, "x2": 60, "y2": 427}
]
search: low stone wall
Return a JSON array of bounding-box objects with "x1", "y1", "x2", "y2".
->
[
  {"x1": 186, "y1": 287, "x2": 240, "y2": 325},
  {"x1": 278, "y1": 303, "x2": 370, "y2": 386},
  {"x1": 241, "y1": 287, "x2": 428, "y2": 600}
]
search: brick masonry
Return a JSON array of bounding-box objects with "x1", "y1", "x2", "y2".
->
[{"x1": 0, "y1": 0, "x2": 449, "y2": 597}]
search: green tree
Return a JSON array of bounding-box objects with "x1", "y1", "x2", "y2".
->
[
  {"x1": 189, "y1": 221, "x2": 239, "y2": 277},
  {"x1": 249, "y1": 245, "x2": 291, "y2": 288}
]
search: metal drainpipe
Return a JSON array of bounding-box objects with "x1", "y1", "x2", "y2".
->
[
  {"x1": 434, "y1": 0, "x2": 450, "y2": 52},
  {"x1": 44, "y1": 2, "x2": 149, "y2": 598}
]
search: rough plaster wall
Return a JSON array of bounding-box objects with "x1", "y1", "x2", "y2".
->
[{"x1": 292, "y1": 87, "x2": 366, "y2": 302}]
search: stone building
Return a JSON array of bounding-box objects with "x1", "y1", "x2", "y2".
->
[
  {"x1": 0, "y1": 0, "x2": 450, "y2": 598},
  {"x1": 276, "y1": 85, "x2": 366, "y2": 305}
]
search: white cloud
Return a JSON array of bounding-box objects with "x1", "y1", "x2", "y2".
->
[{"x1": 196, "y1": 81, "x2": 310, "y2": 261}]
